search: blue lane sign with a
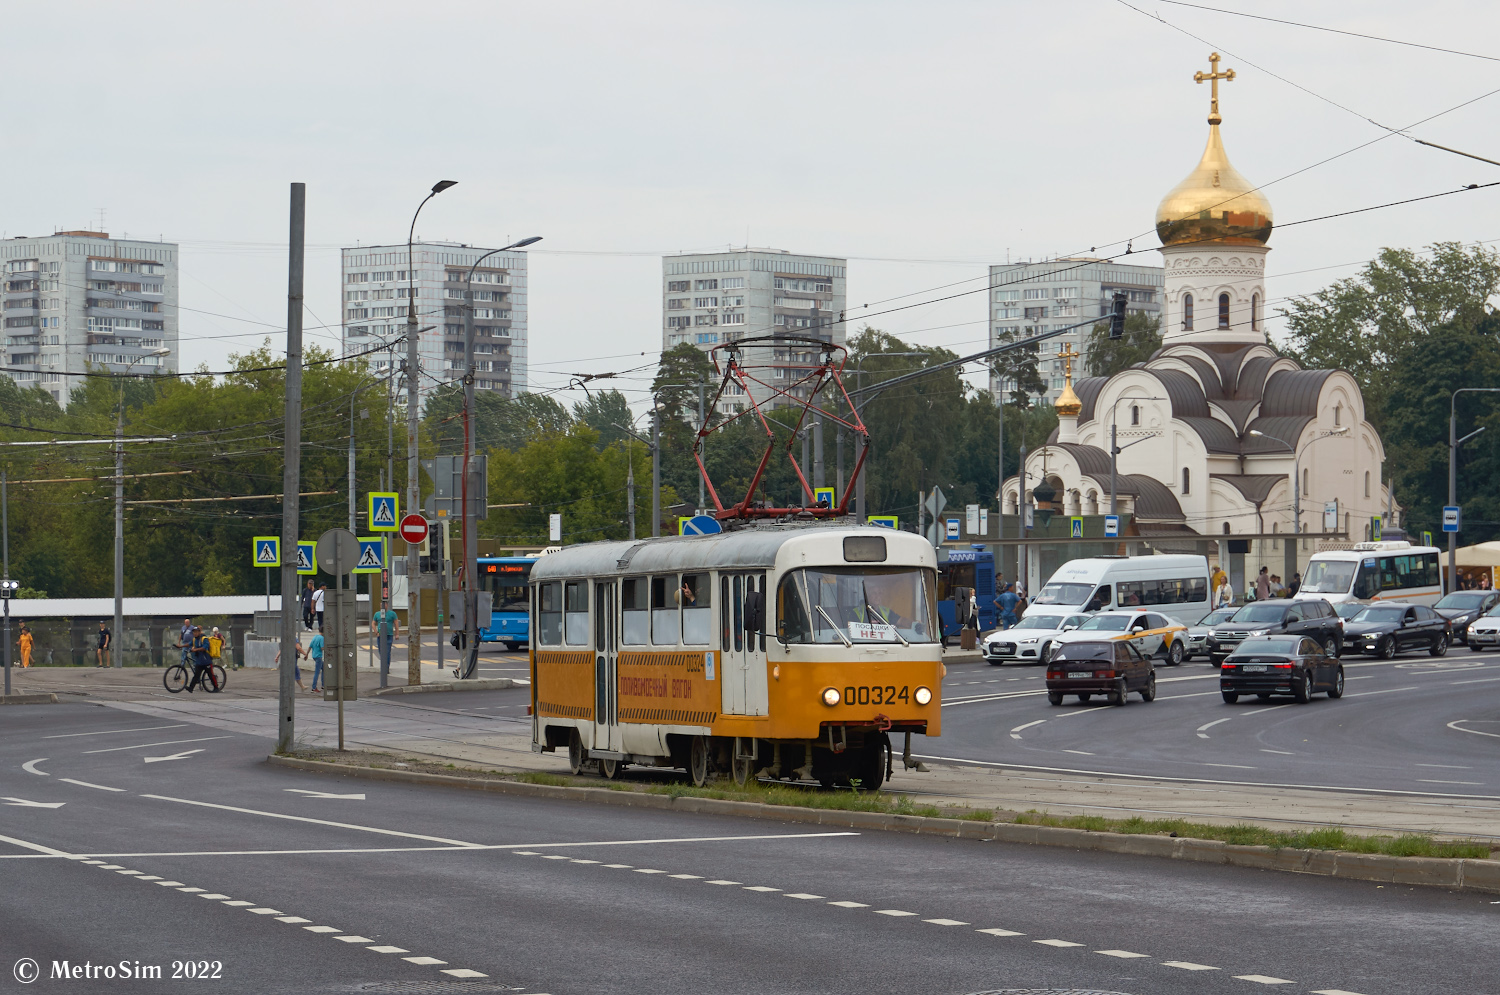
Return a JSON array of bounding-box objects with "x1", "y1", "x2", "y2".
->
[
  {"x1": 253, "y1": 536, "x2": 280, "y2": 568},
  {"x1": 1104, "y1": 515, "x2": 1120, "y2": 538},
  {"x1": 296, "y1": 541, "x2": 317, "y2": 576},
  {"x1": 814, "y1": 486, "x2": 836, "y2": 508},
  {"x1": 680, "y1": 514, "x2": 723, "y2": 536},
  {"x1": 354, "y1": 536, "x2": 385, "y2": 574},
  {"x1": 867, "y1": 515, "x2": 898, "y2": 529},
  {"x1": 1443, "y1": 506, "x2": 1461, "y2": 533}
]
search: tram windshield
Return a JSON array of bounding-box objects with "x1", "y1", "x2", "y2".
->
[{"x1": 777, "y1": 566, "x2": 937, "y2": 644}]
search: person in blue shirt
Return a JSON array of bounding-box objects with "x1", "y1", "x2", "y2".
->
[
  {"x1": 308, "y1": 631, "x2": 326, "y2": 693},
  {"x1": 186, "y1": 625, "x2": 213, "y2": 692},
  {"x1": 996, "y1": 583, "x2": 1020, "y2": 630}
]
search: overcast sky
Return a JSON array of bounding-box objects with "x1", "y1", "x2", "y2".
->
[{"x1": 5, "y1": 1, "x2": 1498, "y2": 409}]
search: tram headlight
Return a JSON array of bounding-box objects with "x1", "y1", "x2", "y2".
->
[
  {"x1": 821, "y1": 687, "x2": 841, "y2": 707},
  {"x1": 914, "y1": 686, "x2": 933, "y2": 706}
]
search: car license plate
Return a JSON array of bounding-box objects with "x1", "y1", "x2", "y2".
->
[
  {"x1": 1068, "y1": 671, "x2": 1092, "y2": 679},
  {"x1": 1242, "y1": 665, "x2": 1266, "y2": 672}
]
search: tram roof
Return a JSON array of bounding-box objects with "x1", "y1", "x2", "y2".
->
[{"x1": 530, "y1": 524, "x2": 933, "y2": 581}]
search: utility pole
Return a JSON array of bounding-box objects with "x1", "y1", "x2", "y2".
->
[
  {"x1": 348, "y1": 390, "x2": 357, "y2": 533},
  {"x1": 626, "y1": 445, "x2": 637, "y2": 540},
  {"x1": 651, "y1": 404, "x2": 661, "y2": 537},
  {"x1": 697, "y1": 384, "x2": 706, "y2": 513},
  {"x1": 813, "y1": 412, "x2": 825, "y2": 489},
  {"x1": 277, "y1": 182, "x2": 305, "y2": 755},
  {"x1": 3, "y1": 471, "x2": 11, "y2": 698},
  {"x1": 113, "y1": 383, "x2": 124, "y2": 668}
]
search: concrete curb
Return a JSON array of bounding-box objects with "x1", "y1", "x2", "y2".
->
[
  {"x1": 264, "y1": 754, "x2": 1499, "y2": 895},
  {"x1": 2, "y1": 693, "x2": 58, "y2": 705},
  {"x1": 371, "y1": 678, "x2": 519, "y2": 696}
]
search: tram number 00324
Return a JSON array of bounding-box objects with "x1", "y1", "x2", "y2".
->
[{"x1": 843, "y1": 685, "x2": 908, "y2": 706}]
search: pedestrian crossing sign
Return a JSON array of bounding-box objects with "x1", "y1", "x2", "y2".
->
[
  {"x1": 252, "y1": 536, "x2": 280, "y2": 568},
  {"x1": 814, "y1": 486, "x2": 836, "y2": 508},
  {"x1": 296, "y1": 541, "x2": 317, "y2": 575},
  {"x1": 354, "y1": 536, "x2": 385, "y2": 574},
  {"x1": 866, "y1": 515, "x2": 898, "y2": 529},
  {"x1": 1070, "y1": 517, "x2": 1084, "y2": 539},
  {"x1": 368, "y1": 492, "x2": 399, "y2": 532}
]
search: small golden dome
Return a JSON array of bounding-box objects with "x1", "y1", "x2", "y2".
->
[
  {"x1": 1156, "y1": 124, "x2": 1273, "y2": 247},
  {"x1": 1054, "y1": 381, "x2": 1082, "y2": 418}
]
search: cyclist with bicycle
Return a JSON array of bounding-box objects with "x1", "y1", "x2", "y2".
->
[{"x1": 187, "y1": 625, "x2": 214, "y2": 692}]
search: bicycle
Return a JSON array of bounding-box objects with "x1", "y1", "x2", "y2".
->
[{"x1": 162, "y1": 663, "x2": 226, "y2": 694}]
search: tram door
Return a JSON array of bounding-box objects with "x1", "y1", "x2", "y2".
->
[
  {"x1": 593, "y1": 582, "x2": 620, "y2": 752},
  {"x1": 719, "y1": 572, "x2": 768, "y2": 716}
]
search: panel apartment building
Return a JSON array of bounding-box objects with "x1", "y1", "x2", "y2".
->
[
  {"x1": 341, "y1": 242, "x2": 529, "y2": 410},
  {"x1": 989, "y1": 258, "x2": 1163, "y2": 405},
  {"x1": 662, "y1": 248, "x2": 846, "y2": 411},
  {"x1": 1, "y1": 231, "x2": 178, "y2": 407}
]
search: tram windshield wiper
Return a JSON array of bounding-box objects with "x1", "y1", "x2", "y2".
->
[
  {"x1": 816, "y1": 605, "x2": 853, "y2": 647},
  {"x1": 864, "y1": 603, "x2": 910, "y2": 648}
]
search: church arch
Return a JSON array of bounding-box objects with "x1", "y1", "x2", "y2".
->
[{"x1": 1183, "y1": 294, "x2": 1194, "y2": 331}]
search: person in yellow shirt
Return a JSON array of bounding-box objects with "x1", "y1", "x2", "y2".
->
[
  {"x1": 18, "y1": 624, "x2": 33, "y2": 668},
  {"x1": 209, "y1": 626, "x2": 227, "y2": 668}
]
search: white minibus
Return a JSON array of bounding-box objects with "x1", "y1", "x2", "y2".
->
[
  {"x1": 1294, "y1": 541, "x2": 1442, "y2": 606},
  {"x1": 1029, "y1": 555, "x2": 1212, "y2": 625}
]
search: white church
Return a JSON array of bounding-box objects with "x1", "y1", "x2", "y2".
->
[{"x1": 1001, "y1": 54, "x2": 1396, "y2": 592}]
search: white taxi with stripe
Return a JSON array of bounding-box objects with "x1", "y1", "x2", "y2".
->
[{"x1": 1042, "y1": 609, "x2": 1190, "y2": 666}]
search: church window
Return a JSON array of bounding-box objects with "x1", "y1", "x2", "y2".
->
[
  {"x1": 1303, "y1": 468, "x2": 1309, "y2": 495},
  {"x1": 1218, "y1": 293, "x2": 1231, "y2": 328},
  {"x1": 1182, "y1": 467, "x2": 1190, "y2": 494},
  {"x1": 1334, "y1": 402, "x2": 1342, "y2": 427},
  {"x1": 1223, "y1": 522, "x2": 1231, "y2": 534},
  {"x1": 1183, "y1": 294, "x2": 1194, "y2": 331},
  {"x1": 1251, "y1": 293, "x2": 1260, "y2": 331},
  {"x1": 1364, "y1": 470, "x2": 1370, "y2": 498},
  {"x1": 1130, "y1": 404, "x2": 1139, "y2": 426},
  {"x1": 1272, "y1": 521, "x2": 1279, "y2": 550}
]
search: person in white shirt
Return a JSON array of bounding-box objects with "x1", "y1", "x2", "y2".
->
[{"x1": 313, "y1": 584, "x2": 327, "y2": 631}]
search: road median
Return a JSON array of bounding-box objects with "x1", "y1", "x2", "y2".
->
[{"x1": 265, "y1": 752, "x2": 1500, "y2": 896}]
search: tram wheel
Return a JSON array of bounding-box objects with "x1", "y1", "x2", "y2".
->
[
  {"x1": 731, "y1": 753, "x2": 753, "y2": 787},
  {"x1": 598, "y1": 757, "x2": 622, "y2": 780},
  {"x1": 567, "y1": 730, "x2": 586, "y2": 776},
  {"x1": 853, "y1": 736, "x2": 888, "y2": 792},
  {"x1": 689, "y1": 736, "x2": 710, "y2": 788}
]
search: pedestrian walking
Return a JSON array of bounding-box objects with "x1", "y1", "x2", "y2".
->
[
  {"x1": 1288, "y1": 572, "x2": 1301, "y2": 598},
  {"x1": 308, "y1": 630, "x2": 325, "y2": 693},
  {"x1": 95, "y1": 621, "x2": 111, "y2": 668},
  {"x1": 300, "y1": 580, "x2": 315, "y2": 630},
  {"x1": 1215, "y1": 575, "x2": 1233, "y2": 608},
  {"x1": 313, "y1": 584, "x2": 327, "y2": 631},
  {"x1": 275, "y1": 638, "x2": 309, "y2": 693},
  {"x1": 996, "y1": 582, "x2": 1020, "y2": 630},
  {"x1": 1255, "y1": 566, "x2": 1270, "y2": 602},
  {"x1": 18, "y1": 624, "x2": 33, "y2": 668},
  {"x1": 176, "y1": 617, "x2": 193, "y2": 668},
  {"x1": 373, "y1": 603, "x2": 400, "y2": 685}
]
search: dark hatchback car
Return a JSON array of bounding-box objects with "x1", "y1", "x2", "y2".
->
[
  {"x1": 1220, "y1": 635, "x2": 1345, "y2": 703},
  {"x1": 1206, "y1": 598, "x2": 1342, "y2": 666},
  {"x1": 1341, "y1": 603, "x2": 1451, "y2": 658},
  {"x1": 1046, "y1": 639, "x2": 1156, "y2": 706},
  {"x1": 1431, "y1": 590, "x2": 1500, "y2": 645}
]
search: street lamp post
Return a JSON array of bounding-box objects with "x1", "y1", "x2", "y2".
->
[
  {"x1": 113, "y1": 346, "x2": 170, "y2": 668},
  {"x1": 1248, "y1": 426, "x2": 1348, "y2": 578},
  {"x1": 1448, "y1": 388, "x2": 1500, "y2": 592},
  {"x1": 456, "y1": 237, "x2": 540, "y2": 678},
  {"x1": 404, "y1": 180, "x2": 456, "y2": 687}
]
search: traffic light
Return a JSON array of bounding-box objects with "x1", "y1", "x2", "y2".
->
[{"x1": 1109, "y1": 293, "x2": 1128, "y2": 339}]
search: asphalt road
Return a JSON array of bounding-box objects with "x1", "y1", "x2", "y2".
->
[
  {"x1": 3, "y1": 705, "x2": 1497, "y2": 995},
  {"x1": 934, "y1": 643, "x2": 1500, "y2": 805}
]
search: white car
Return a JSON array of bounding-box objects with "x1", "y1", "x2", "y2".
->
[
  {"x1": 983, "y1": 612, "x2": 1090, "y2": 665},
  {"x1": 1464, "y1": 605, "x2": 1500, "y2": 650},
  {"x1": 1186, "y1": 607, "x2": 1238, "y2": 659},
  {"x1": 1044, "y1": 608, "x2": 1191, "y2": 666}
]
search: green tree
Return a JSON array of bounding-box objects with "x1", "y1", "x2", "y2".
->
[
  {"x1": 572, "y1": 389, "x2": 633, "y2": 450},
  {"x1": 1084, "y1": 312, "x2": 1162, "y2": 378},
  {"x1": 989, "y1": 331, "x2": 1047, "y2": 404},
  {"x1": 423, "y1": 384, "x2": 571, "y2": 453},
  {"x1": 1282, "y1": 242, "x2": 1500, "y2": 426},
  {"x1": 651, "y1": 343, "x2": 716, "y2": 423}
]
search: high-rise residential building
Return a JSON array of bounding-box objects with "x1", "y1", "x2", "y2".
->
[
  {"x1": 988, "y1": 258, "x2": 1163, "y2": 405},
  {"x1": 661, "y1": 248, "x2": 846, "y2": 411},
  {"x1": 1, "y1": 231, "x2": 178, "y2": 407},
  {"x1": 341, "y1": 242, "x2": 529, "y2": 409}
]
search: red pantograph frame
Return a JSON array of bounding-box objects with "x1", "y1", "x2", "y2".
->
[{"x1": 695, "y1": 334, "x2": 869, "y2": 521}]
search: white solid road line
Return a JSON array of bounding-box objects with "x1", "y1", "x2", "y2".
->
[
  {"x1": 58, "y1": 779, "x2": 125, "y2": 792},
  {"x1": 1195, "y1": 717, "x2": 1232, "y2": 739},
  {"x1": 1345, "y1": 686, "x2": 1418, "y2": 697},
  {"x1": 22, "y1": 758, "x2": 48, "y2": 776},
  {"x1": 144, "y1": 749, "x2": 207, "y2": 763},
  {"x1": 82, "y1": 736, "x2": 230, "y2": 755},
  {"x1": 139, "y1": 794, "x2": 484, "y2": 846},
  {"x1": 0, "y1": 832, "x2": 72, "y2": 856},
  {"x1": 1448, "y1": 719, "x2": 1500, "y2": 740},
  {"x1": 43, "y1": 724, "x2": 188, "y2": 739},
  {"x1": 1010, "y1": 719, "x2": 1046, "y2": 739}
]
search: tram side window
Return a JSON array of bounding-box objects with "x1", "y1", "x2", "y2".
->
[
  {"x1": 564, "y1": 581, "x2": 589, "y2": 645},
  {"x1": 720, "y1": 576, "x2": 730, "y2": 650},
  {"x1": 621, "y1": 578, "x2": 648, "y2": 645},
  {"x1": 651, "y1": 575, "x2": 677, "y2": 645},
  {"x1": 537, "y1": 581, "x2": 562, "y2": 646},
  {"x1": 680, "y1": 573, "x2": 711, "y2": 645},
  {"x1": 777, "y1": 573, "x2": 812, "y2": 644}
]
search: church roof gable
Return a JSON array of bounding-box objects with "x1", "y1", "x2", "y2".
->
[{"x1": 1210, "y1": 473, "x2": 1285, "y2": 504}]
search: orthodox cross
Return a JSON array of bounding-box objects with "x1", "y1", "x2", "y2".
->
[
  {"x1": 1058, "y1": 343, "x2": 1080, "y2": 385},
  {"x1": 1194, "y1": 52, "x2": 1236, "y2": 124}
]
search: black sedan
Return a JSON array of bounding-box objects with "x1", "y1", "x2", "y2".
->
[
  {"x1": 1046, "y1": 638, "x2": 1156, "y2": 706},
  {"x1": 1220, "y1": 635, "x2": 1345, "y2": 704},
  {"x1": 1432, "y1": 590, "x2": 1500, "y2": 645},
  {"x1": 1341, "y1": 603, "x2": 1451, "y2": 658}
]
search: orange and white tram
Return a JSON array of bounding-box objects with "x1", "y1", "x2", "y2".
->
[{"x1": 528, "y1": 525, "x2": 943, "y2": 789}]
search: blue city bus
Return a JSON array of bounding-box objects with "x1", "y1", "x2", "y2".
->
[
  {"x1": 477, "y1": 556, "x2": 538, "y2": 649},
  {"x1": 936, "y1": 546, "x2": 996, "y2": 642}
]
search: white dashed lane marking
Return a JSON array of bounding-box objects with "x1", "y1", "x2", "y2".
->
[
  {"x1": 875, "y1": 909, "x2": 918, "y2": 917},
  {"x1": 1235, "y1": 975, "x2": 1294, "y2": 985},
  {"x1": 1096, "y1": 949, "x2": 1150, "y2": 958},
  {"x1": 977, "y1": 928, "x2": 1025, "y2": 937},
  {"x1": 1035, "y1": 939, "x2": 1084, "y2": 948},
  {"x1": 1163, "y1": 961, "x2": 1219, "y2": 971}
]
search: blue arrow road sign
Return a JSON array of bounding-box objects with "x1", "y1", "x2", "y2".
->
[
  {"x1": 680, "y1": 514, "x2": 723, "y2": 536},
  {"x1": 866, "y1": 515, "x2": 898, "y2": 529}
]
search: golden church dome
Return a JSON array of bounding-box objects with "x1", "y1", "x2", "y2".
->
[{"x1": 1054, "y1": 380, "x2": 1082, "y2": 418}]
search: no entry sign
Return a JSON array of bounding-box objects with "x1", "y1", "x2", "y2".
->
[{"x1": 399, "y1": 514, "x2": 430, "y2": 546}]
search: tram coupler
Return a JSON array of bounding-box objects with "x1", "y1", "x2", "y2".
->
[{"x1": 902, "y1": 732, "x2": 928, "y2": 772}]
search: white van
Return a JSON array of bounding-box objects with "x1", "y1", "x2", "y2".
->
[
  {"x1": 1295, "y1": 541, "x2": 1442, "y2": 607},
  {"x1": 1029, "y1": 555, "x2": 1212, "y2": 626}
]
